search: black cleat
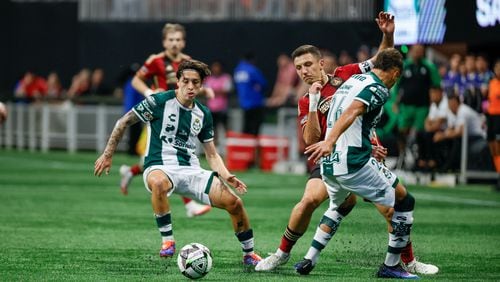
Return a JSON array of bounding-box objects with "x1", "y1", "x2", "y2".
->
[{"x1": 294, "y1": 258, "x2": 315, "y2": 275}]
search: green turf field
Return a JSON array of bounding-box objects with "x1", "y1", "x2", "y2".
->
[{"x1": 1, "y1": 149, "x2": 499, "y2": 281}]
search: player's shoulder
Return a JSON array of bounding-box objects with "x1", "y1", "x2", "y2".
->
[
  {"x1": 179, "y1": 53, "x2": 192, "y2": 61},
  {"x1": 145, "y1": 52, "x2": 164, "y2": 64},
  {"x1": 151, "y1": 90, "x2": 176, "y2": 104}
]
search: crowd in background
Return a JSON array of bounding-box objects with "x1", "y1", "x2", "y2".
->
[{"x1": 10, "y1": 45, "x2": 500, "y2": 173}]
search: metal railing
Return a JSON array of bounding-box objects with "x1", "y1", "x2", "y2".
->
[{"x1": 77, "y1": 0, "x2": 375, "y2": 22}]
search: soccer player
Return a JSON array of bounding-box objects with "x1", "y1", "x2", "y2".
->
[
  {"x1": 305, "y1": 48, "x2": 422, "y2": 278},
  {"x1": 94, "y1": 60, "x2": 262, "y2": 267},
  {"x1": 120, "y1": 23, "x2": 211, "y2": 217},
  {"x1": 256, "y1": 12, "x2": 437, "y2": 276}
]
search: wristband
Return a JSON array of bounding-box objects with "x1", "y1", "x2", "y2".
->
[
  {"x1": 144, "y1": 89, "x2": 154, "y2": 97},
  {"x1": 309, "y1": 92, "x2": 320, "y2": 112}
]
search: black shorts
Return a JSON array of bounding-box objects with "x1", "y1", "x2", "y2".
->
[
  {"x1": 487, "y1": 114, "x2": 500, "y2": 141},
  {"x1": 308, "y1": 164, "x2": 321, "y2": 180}
]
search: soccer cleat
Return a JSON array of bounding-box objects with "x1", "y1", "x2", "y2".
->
[
  {"x1": 294, "y1": 258, "x2": 315, "y2": 275},
  {"x1": 255, "y1": 252, "x2": 290, "y2": 271},
  {"x1": 119, "y1": 165, "x2": 133, "y2": 195},
  {"x1": 404, "y1": 259, "x2": 439, "y2": 275},
  {"x1": 159, "y1": 240, "x2": 176, "y2": 258},
  {"x1": 185, "y1": 201, "x2": 212, "y2": 218},
  {"x1": 243, "y1": 253, "x2": 262, "y2": 267},
  {"x1": 377, "y1": 263, "x2": 420, "y2": 279}
]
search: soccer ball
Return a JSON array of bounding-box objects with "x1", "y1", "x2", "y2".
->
[{"x1": 177, "y1": 243, "x2": 212, "y2": 279}]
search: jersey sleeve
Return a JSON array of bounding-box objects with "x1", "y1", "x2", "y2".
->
[
  {"x1": 355, "y1": 84, "x2": 389, "y2": 112},
  {"x1": 132, "y1": 95, "x2": 161, "y2": 123},
  {"x1": 297, "y1": 96, "x2": 309, "y2": 129},
  {"x1": 137, "y1": 58, "x2": 158, "y2": 80},
  {"x1": 198, "y1": 111, "x2": 215, "y2": 143},
  {"x1": 333, "y1": 61, "x2": 374, "y2": 81}
]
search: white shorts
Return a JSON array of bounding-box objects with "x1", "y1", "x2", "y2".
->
[
  {"x1": 323, "y1": 157, "x2": 398, "y2": 209},
  {"x1": 143, "y1": 165, "x2": 216, "y2": 205}
]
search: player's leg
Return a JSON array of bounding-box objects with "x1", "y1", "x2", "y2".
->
[
  {"x1": 119, "y1": 162, "x2": 143, "y2": 195},
  {"x1": 294, "y1": 179, "x2": 353, "y2": 275},
  {"x1": 334, "y1": 158, "x2": 418, "y2": 279},
  {"x1": 256, "y1": 167, "x2": 330, "y2": 271},
  {"x1": 392, "y1": 185, "x2": 439, "y2": 275},
  {"x1": 144, "y1": 168, "x2": 175, "y2": 258},
  {"x1": 208, "y1": 176, "x2": 261, "y2": 267},
  {"x1": 183, "y1": 196, "x2": 212, "y2": 218}
]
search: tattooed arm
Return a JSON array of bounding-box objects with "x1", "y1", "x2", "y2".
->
[{"x1": 94, "y1": 111, "x2": 140, "y2": 176}]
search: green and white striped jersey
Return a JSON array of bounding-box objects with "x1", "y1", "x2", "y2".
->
[
  {"x1": 322, "y1": 72, "x2": 389, "y2": 176},
  {"x1": 132, "y1": 90, "x2": 214, "y2": 169}
]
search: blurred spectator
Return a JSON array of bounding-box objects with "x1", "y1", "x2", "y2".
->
[
  {"x1": 338, "y1": 50, "x2": 353, "y2": 66},
  {"x1": 204, "y1": 60, "x2": 233, "y2": 143},
  {"x1": 67, "y1": 68, "x2": 91, "y2": 98},
  {"x1": 356, "y1": 45, "x2": 370, "y2": 62},
  {"x1": 462, "y1": 54, "x2": 482, "y2": 113},
  {"x1": 266, "y1": 53, "x2": 298, "y2": 107},
  {"x1": 415, "y1": 86, "x2": 448, "y2": 171},
  {"x1": 14, "y1": 71, "x2": 47, "y2": 103},
  {"x1": 486, "y1": 59, "x2": 500, "y2": 184},
  {"x1": 442, "y1": 53, "x2": 461, "y2": 95},
  {"x1": 234, "y1": 51, "x2": 267, "y2": 136},
  {"x1": 476, "y1": 54, "x2": 494, "y2": 99},
  {"x1": 392, "y1": 44, "x2": 440, "y2": 168},
  {"x1": 0, "y1": 101, "x2": 7, "y2": 124},
  {"x1": 46, "y1": 72, "x2": 64, "y2": 100},
  {"x1": 433, "y1": 94, "x2": 486, "y2": 171},
  {"x1": 89, "y1": 68, "x2": 112, "y2": 96}
]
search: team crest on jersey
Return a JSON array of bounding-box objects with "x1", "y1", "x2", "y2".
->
[
  {"x1": 318, "y1": 96, "x2": 332, "y2": 114},
  {"x1": 330, "y1": 77, "x2": 343, "y2": 87},
  {"x1": 193, "y1": 118, "x2": 202, "y2": 132},
  {"x1": 143, "y1": 112, "x2": 153, "y2": 121}
]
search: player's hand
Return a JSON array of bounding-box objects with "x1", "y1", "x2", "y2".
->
[
  {"x1": 305, "y1": 140, "x2": 334, "y2": 164},
  {"x1": 226, "y1": 175, "x2": 247, "y2": 195},
  {"x1": 376, "y1": 11, "x2": 395, "y2": 35},
  {"x1": 372, "y1": 145, "x2": 388, "y2": 162},
  {"x1": 94, "y1": 154, "x2": 112, "y2": 176},
  {"x1": 199, "y1": 87, "x2": 215, "y2": 99},
  {"x1": 308, "y1": 82, "x2": 322, "y2": 95}
]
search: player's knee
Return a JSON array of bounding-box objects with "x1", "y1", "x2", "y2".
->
[
  {"x1": 297, "y1": 197, "x2": 319, "y2": 214},
  {"x1": 337, "y1": 194, "x2": 357, "y2": 216},
  {"x1": 394, "y1": 193, "x2": 415, "y2": 212},
  {"x1": 148, "y1": 177, "x2": 171, "y2": 196},
  {"x1": 225, "y1": 196, "x2": 243, "y2": 214}
]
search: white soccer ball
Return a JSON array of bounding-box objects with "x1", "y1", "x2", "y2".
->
[{"x1": 177, "y1": 243, "x2": 213, "y2": 279}]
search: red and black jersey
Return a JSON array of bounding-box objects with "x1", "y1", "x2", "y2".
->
[{"x1": 136, "y1": 53, "x2": 190, "y2": 90}]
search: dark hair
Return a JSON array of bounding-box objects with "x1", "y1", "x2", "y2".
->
[
  {"x1": 373, "y1": 48, "x2": 403, "y2": 72},
  {"x1": 291, "y1": 45, "x2": 322, "y2": 60},
  {"x1": 176, "y1": 60, "x2": 211, "y2": 81}
]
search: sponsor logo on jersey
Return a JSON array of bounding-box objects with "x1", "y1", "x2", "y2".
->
[{"x1": 318, "y1": 96, "x2": 332, "y2": 114}]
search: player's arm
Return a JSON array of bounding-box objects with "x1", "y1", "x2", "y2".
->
[
  {"x1": 203, "y1": 141, "x2": 247, "y2": 194},
  {"x1": 368, "y1": 11, "x2": 395, "y2": 63},
  {"x1": 132, "y1": 54, "x2": 163, "y2": 97},
  {"x1": 94, "y1": 111, "x2": 140, "y2": 176},
  {"x1": 305, "y1": 100, "x2": 366, "y2": 163},
  {"x1": 302, "y1": 81, "x2": 323, "y2": 146}
]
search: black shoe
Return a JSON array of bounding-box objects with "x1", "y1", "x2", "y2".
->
[
  {"x1": 294, "y1": 258, "x2": 315, "y2": 275},
  {"x1": 376, "y1": 263, "x2": 419, "y2": 279}
]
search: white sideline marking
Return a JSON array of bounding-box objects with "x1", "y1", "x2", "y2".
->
[{"x1": 412, "y1": 192, "x2": 500, "y2": 207}]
